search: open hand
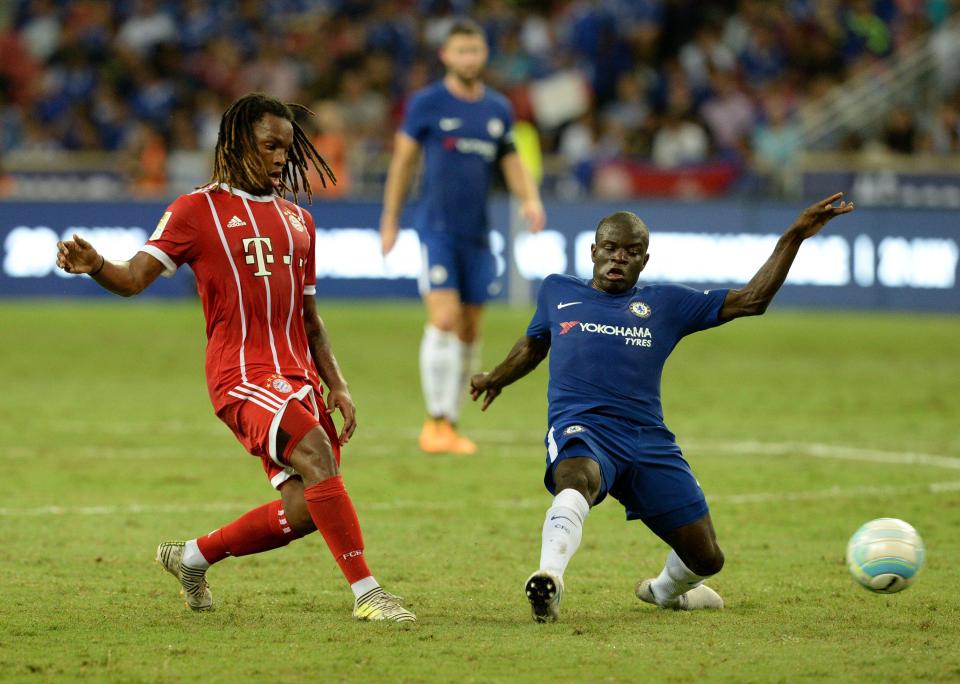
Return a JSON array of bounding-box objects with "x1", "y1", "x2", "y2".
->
[
  {"x1": 521, "y1": 199, "x2": 545, "y2": 233},
  {"x1": 56, "y1": 234, "x2": 102, "y2": 275},
  {"x1": 470, "y1": 373, "x2": 501, "y2": 411},
  {"x1": 325, "y1": 387, "x2": 357, "y2": 445},
  {"x1": 790, "y1": 192, "x2": 855, "y2": 240}
]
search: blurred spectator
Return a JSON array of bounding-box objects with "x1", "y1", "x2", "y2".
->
[
  {"x1": 602, "y1": 72, "x2": 651, "y2": 132},
  {"x1": 166, "y1": 107, "x2": 207, "y2": 194},
  {"x1": 116, "y1": 0, "x2": 177, "y2": 56},
  {"x1": 679, "y1": 23, "x2": 736, "y2": 90},
  {"x1": 842, "y1": 0, "x2": 893, "y2": 58},
  {"x1": 306, "y1": 100, "x2": 352, "y2": 198},
  {"x1": 700, "y1": 70, "x2": 755, "y2": 156},
  {"x1": 651, "y1": 91, "x2": 709, "y2": 168},
  {"x1": 238, "y1": 36, "x2": 302, "y2": 102},
  {"x1": 126, "y1": 122, "x2": 167, "y2": 197},
  {"x1": 489, "y1": 24, "x2": 538, "y2": 89},
  {"x1": 0, "y1": 93, "x2": 23, "y2": 152},
  {"x1": 881, "y1": 106, "x2": 918, "y2": 153},
  {"x1": 19, "y1": 0, "x2": 60, "y2": 62},
  {"x1": 929, "y1": 100, "x2": 960, "y2": 154},
  {"x1": 752, "y1": 93, "x2": 801, "y2": 176}
]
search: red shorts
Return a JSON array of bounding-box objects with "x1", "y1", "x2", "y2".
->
[{"x1": 216, "y1": 373, "x2": 341, "y2": 490}]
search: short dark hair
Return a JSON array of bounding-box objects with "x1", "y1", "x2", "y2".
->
[
  {"x1": 445, "y1": 18, "x2": 486, "y2": 43},
  {"x1": 208, "y1": 92, "x2": 335, "y2": 203},
  {"x1": 595, "y1": 211, "x2": 649, "y2": 243}
]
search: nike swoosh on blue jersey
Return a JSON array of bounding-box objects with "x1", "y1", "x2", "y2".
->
[{"x1": 557, "y1": 301, "x2": 582, "y2": 309}]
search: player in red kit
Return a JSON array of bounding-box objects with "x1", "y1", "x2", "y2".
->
[{"x1": 55, "y1": 93, "x2": 415, "y2": 623}]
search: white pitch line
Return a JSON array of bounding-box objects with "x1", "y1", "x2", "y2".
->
[
  {"x1": 2, "y1": 480, "x2": 960, "y2": 517},
  {"x1": 10, "y1": 436, "x2": 960, "y2": 472},
  {"x1": 684, "y1": 439, "x2": 960, "y2": 471}
]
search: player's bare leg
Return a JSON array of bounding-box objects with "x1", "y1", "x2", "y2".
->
[
  {"x1": 526, "y1": 457, "x2": 599, "y2": 622},
  {"x1": 419, "y1": 290, "x2": 476, "y2": 454},
  {"x1": 288, "y1": 426, "x2": 415, "y2": 623},
  {"x1": 636, "y1": 514, "x2": 725, "y2": 610}
]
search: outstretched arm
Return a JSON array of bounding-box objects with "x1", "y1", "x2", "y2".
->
[
  {"x1": 470, "y1": 335, "x2": 550, "y2": 411},
  {"x1": 56, "y1": 234, "x2": 164, "y2": 297},
  {"x1": 719, "y1": 192, "x2": 854, "y2": 321},
  {"x1": 303, "y1": 295, "x2": 356, "y2": 445},
  {"x1": 379, "y1": 132, "x2": 422, "y2": 256}
]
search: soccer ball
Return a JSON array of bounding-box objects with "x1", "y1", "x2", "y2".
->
[{"x1": 846, "y1": 518, "x2": 925, "y2": 594}]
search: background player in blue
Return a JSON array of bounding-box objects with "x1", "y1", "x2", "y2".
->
[
  {"x1": 379, "y1": 19, "x2": 545, "y2": 455},
  {"x1": 470, "y1": 193, "x2": 855, "y2": 622}
]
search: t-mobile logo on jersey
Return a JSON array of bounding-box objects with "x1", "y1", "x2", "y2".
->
[{"x1": 242, "y1": 236, "x2": 295, "y2": 277}]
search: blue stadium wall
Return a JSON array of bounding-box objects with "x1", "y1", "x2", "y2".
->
[{"x1": 2, "y1": 198, "x2": 957, "y2": 312}]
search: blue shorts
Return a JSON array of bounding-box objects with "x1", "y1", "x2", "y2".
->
[
  {"x1": 543, "y1": 418, "x2": 709, "y2": 537},
  {"x1": 417, "y1": 230, "x2": 499, "y2": 304}
]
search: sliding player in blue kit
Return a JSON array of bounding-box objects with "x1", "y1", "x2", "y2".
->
[{"x1": 470, "y1": 193, "x2": 854, "y2": 622}]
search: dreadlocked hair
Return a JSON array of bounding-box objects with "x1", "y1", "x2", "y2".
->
[{"x1": 208, "y1": 93, "x2": 336, "y2": 204}]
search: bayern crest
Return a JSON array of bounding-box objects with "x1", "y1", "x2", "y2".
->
[
  {"x1": 629, "y1": 301, "x2": 652, "y2": 319},
  {"x1": 285, "y1": 210, "x2": 306, "y2": 233},
  {"x1": 271, "y1": 377, "x2": 293, "y2": 393}
]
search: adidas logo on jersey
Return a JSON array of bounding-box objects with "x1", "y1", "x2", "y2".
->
[{"x1": 226, "y1": 215, "x2": 247, "y2": 228}]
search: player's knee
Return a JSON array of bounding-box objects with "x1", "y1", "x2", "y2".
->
[
  {"x1": 554, "y1": 463, "x2": 601, "y2": 504},
  {"x1": 689, "y1": 545, "x2": 725, "y2": 577},
  {"x1": 283, "y1": 497, "x2": 316, "y2": 535},
  {"x1": 430, "y1": 315, "x2": 458, "y2": 333},
  {"x1": 287, "y1": 426, "x2": 339, "y2": 485}
]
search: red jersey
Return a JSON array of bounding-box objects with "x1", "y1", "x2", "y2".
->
[{"x1": 141, "y1": 184, "x2": 320, "y2": 411}]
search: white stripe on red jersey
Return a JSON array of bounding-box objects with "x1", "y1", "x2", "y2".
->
[{"x1": 139, "y1": 184, "x2": 319, "y2": 412}]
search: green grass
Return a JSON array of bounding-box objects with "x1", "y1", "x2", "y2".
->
[{"x1": 2, "y1": 300, "x2": 959, "y2": 683}]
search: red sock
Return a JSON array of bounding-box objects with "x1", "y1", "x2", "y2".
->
[
  {"x1": 196, "y1": 499, "x2": 303, "y2": 564},
  {"x1": 302, "y1": 475, "x2": 372, "y2": 584}
]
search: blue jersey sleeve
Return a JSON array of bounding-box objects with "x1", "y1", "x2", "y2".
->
[
  {"x1": 668, "y1": 285, "x2": 730, "y2": 336},
  {"x1": 400, "y1": 91, "x2": 431, "y2": 143},
  {"x1": 525, "y1": 276, "x2": 553, "y2": 340}
]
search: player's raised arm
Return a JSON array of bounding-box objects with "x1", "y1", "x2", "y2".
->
[
  {"x1": 302, "y1": 294, "x2": 357, "y2": 445},
  {"x1": 379, "y1": 132, "x2": 422, "y2": 256},
  {"x1": 56, "y1": 234, "x2": 165, "y2": 297},
  {"x1": 719, "y1": 192, "x2": 854, "y2": 321},
  {"x1": 500, "y1": 151, "x2": 545, "y2": 233},
  {"x1": 470, "y1": 335, "x2": 550, "y2": 411}
]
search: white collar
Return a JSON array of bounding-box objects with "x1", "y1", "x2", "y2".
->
[{"x1": 217, "y1": 183, "x2": 276, "y2": 203}]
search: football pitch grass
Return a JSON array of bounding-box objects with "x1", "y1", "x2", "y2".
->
[{"x1": 2, "y1": 300, "x2": 959, "y2": 683}]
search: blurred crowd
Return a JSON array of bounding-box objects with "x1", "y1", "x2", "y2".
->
[{"x1": 1, "y1": 0, "x2": 958, "y2": 198}]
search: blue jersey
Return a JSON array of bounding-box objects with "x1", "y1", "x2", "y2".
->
[
  {"x1": 401, "y1": 81, "x2": 516, "y2": 243},
  {"x1": 526, "y1": 274, "x2": 730, "y2": 431}
]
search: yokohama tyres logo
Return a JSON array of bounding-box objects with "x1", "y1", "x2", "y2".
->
[{"x1": 559, "y1": 321, "x2": 581, "y2": 335}]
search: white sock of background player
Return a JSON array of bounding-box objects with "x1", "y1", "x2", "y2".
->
[
  {"x1": 449, "y1": 338, "x2": 480, "y2": 424},
  {"x1": 419, "y1": 324, "x2": 460, "y2": 420}
]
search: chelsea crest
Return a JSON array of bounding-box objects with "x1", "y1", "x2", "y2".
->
[{"x1": 629, "y1": 301, "x2": 652, "y2": 319}]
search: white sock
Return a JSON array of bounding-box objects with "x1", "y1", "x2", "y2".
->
[
  {"x1": 449, "y1": 339, "x2": 480, "y2": 423},
  {"x1": 650, "y1": 549, "x2": 709, "y2": 605},
  {"x1": 539, "y1": 488, "x2": 590, "y2": 577},
  {"x1": 351, "y1": 575, "x2": 380, "y2": 599},
  {"x1": 182, "y1": 539, "x2": 210, "y2": 570},
  {"x1": 419, "y1": 325, "x2": 459, "y2": 418}
]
